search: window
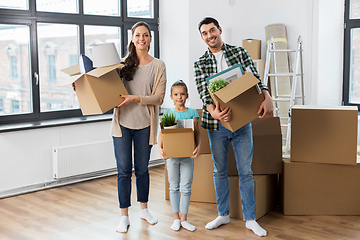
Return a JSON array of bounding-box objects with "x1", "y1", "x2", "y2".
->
[
  {"x1": 0, "y1": 0, "x2": 159, "y2": 126},
  {"x1": 344, "y1": 0, "x2": 360, "y2": 108}
]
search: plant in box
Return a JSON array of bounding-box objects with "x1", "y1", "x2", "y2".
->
[
  {"x1": 160, "y1": 112, "x2": 177, "y2": 129},
  {"x1": 208, "y1": 78, "x2": 228, "y2": 93}
]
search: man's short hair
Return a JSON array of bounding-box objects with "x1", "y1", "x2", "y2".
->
[{"x1": 198, "y1": 17, "x2": 220, "y2": 32}]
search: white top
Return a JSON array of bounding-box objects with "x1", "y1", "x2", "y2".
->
[
  {"x1": 213, "y1": 50, "x2": 228, "y2": 72},
  {"x1": 119, "y1": 59, "x2": 155, "y2": 129}
]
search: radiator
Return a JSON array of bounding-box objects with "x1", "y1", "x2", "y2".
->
[{"x1": 53, "y1": 140, "x2": 116, "y2": 179}]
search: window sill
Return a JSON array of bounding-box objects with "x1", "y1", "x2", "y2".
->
[{"x1": 0, "y1": 114, "x2": 113, "y2": 133}]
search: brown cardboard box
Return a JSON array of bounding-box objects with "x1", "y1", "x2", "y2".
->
[
  {"x1": 196, "y1": 109, "x2": 211, "y2": 154},
  {"x1": 165, "y1": 154, "x2": 216, "y2": 203},
  {"x1": 229, "y1": 174, "x2": 277, "y2": 220},
  {"x1": 242, "y1": 39, "x2": 261, "y2": 60},
  {"x1": 253, "y1": 59, "x2": 265, "y2": 81},
  {"x1": 228, "y1": 116, "x2": 283, "y2": 175},
  {"x1": 161, "y1": 128, "x2": 195, "y2": 158},
  {"x1": 60, "y1": 63, "x2": 128, "y2": 115},
  {"x1": 209, "y1": 72, "x2": 264, "y2": 132},
  {"x1": 291, "y1": 105, "x2": 358, "y2": 165},
  {"x1": 281, "y1": 158, "x2": 360, "y2": 215}
]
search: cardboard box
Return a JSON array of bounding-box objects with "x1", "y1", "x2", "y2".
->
[
  {"x1": 242, "y1": 39, "x2": 261, "y2": 60},
  {"x1": 281, "y1": 158, "x2": 360, "y2": 215},
  {"x1": 165, "y1": 154, "x2": 216, "y2": 203},
  {"x1": 196, "y1": 109, "x2": 211, "y2": 154},
  {"x1": 291, "y1": 105, "x2": 358, "y2": 165},
  {"x1": 228, "y1": 116, "x2": 283, "y2": 175},
  {"x1": 60, "y1": 64, "x2": 127, "y2": 115},
  {"x1": 209, "y1": 72, "x2": 264, "y2": 132},
  {"x1": 253, "y1": 59, "x2": 265, "y2": 81},
  {"x1": 161, "y1": 128, "x2": 195, "y2": 158},
  {"x1": 229, "y1": 174, "x2": 277, "y2": 220}
]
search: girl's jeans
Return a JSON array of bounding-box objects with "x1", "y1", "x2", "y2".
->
[{"x1": 167, "y1": 157, "x2": 194, "y2": 214}]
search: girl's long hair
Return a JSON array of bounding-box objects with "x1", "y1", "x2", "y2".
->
[{"x1": 119, "y1": 21, "x2": 152, "y2": 81}]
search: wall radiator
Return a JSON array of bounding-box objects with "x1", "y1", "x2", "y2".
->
[{"x1": 53, "y1": 140, "x2": 116, "y2": 179}]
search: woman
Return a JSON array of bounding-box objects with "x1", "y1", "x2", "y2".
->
[{"x1": 111, "y1": 21, "x2": 166, "y2": 233}]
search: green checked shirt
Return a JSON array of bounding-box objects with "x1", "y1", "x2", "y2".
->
[{"x1": 194, "y1": 43, "x2": 269, "y2": 131}]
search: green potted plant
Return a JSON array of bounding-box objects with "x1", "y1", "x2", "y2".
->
[
  {"x1": 160, "y1": 112, "x2": 177, "y2": 129},
  {"x1": 208, "y1": 78, "x2": 228, "y2": 93}
]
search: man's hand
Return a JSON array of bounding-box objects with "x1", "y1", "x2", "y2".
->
[
  {"x1": 207, "y1": 103, "x2": 231, "y2": 122},
  {"x1": 257, "y1": 90, "x2": 274, "y2": 119}
]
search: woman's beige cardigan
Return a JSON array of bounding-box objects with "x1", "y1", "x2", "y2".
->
[{"x1": 110, "y1": 58, "x2": 167, "y2": 145}]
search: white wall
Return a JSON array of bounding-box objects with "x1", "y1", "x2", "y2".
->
[
  {"x1": 160, "y1": 0, "x2": 344, "y2": 107},
  {"x1": 0, "y1": 0, "x2": 346, "y2": 194},
  {"x1": 0, "y1": 121, "x2": 112, "y2": 192}
]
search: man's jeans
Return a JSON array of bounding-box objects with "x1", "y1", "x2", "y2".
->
[
  {"x1": 113, "y1": 125, "x2": 152, "y2": 209},
  {"x1": 208, "y1": 123, "x2": 256, "y2": 221},
  {"x1": 166, "y1": 157, "x2": 194, "y2": 214}
]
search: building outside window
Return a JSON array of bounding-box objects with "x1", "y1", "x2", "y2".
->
[{"x1": 344, "y1": 0, "x2": 360, "y2": 108}]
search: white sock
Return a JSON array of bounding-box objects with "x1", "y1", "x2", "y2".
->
[
  {"x1": 171, "y1": 219, "x2": 181, "y2": 231},
  {"x1": 205, "y1": 215, "x2": 230, "y2": 229},
  {"x1": 181, "y1": 221, "x2": 196, "y2": 232},
  {"x1": 140, "y1": 208, "x2": 158, "y2": 225},
  {"x1": 116, "y1": 216, "x2": 130, "y2": 233},
  {"x1": 246, "y1": 220, "x2": 267, "y2": 237}
]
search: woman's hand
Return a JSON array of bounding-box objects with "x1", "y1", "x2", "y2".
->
[
  {"x1": 72, "y1": 83, "x2": 76, "y2": 91},
  {"x1": 116, "y1": 95, "x2": 141, "y2": 108}
]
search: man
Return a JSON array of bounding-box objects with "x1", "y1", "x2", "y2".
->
[{"x1": 194, "y1": 17, "x2": 273, "y2": 237}]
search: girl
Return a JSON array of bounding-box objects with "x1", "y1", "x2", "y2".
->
[
  {"x1": 111, "y1": 21, "x2": 167, "y2": 233},
  {"x1": 158, "y1": 80, "x2": 201, "y2": 232}
]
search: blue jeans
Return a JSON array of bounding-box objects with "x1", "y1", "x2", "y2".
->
[
  {"x1": 166, "y1": 157, "x2": 194, "y2": 214},
  {"x1": 112, "y1": 125, "x2": 152, "y2": 209},
  {"x1": 208, "y1": 123, "x2": 255, "y2": 221}
]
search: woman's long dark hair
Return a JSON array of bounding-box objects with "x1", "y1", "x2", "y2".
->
[{"x1": 119, "y1": 21, "x2": 152, "y2": 81}]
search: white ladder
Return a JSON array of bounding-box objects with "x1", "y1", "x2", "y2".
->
[{"x1": 263, "y1": 35, "x2": 305, "y2": 156}]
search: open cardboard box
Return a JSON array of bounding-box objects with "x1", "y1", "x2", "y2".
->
[
  {"x1": 161, "y1": 122, "x2": 195, "y2": 158},
  {"x1": 209, "y1": 72, "x2": 264, "y2": 132},
  {"x1": 59, "y1": 63, "x2": 128, "y2": 116}
]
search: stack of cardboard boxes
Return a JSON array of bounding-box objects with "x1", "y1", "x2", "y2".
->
[
  {"x1": 281, "y1": 105, "x2": 360, "y2": 215},
  {"x1": 242, "y1": 39, "x2": 265, "y2": 80}
]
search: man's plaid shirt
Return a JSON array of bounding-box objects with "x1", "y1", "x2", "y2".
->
[{"x1": 194, "y1": 43, "x2": 269, "y2": 131}]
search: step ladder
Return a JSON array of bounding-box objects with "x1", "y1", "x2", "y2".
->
[{"x1": 263, "y1": 35, "x2": 305, "y2": 156}]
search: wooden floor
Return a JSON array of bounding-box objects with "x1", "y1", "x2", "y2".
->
[{"x1": 1, "y1": 164, "x2": 360, "y2": 240}]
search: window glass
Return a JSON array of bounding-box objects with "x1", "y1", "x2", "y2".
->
[
  {"x1": 349, "y1": 28, "x2": 360, "y2": 103},
  {"x1": 127, "y1": 0, "x2": 153, "y2": 18},
  {"x1": 127, "y1": 29, "x2": 154, "y2": 57},
  {"x1": 0, "y1": 24, "x2": 31, "y2": 116},
  {"x1": 37, "y1": 23, "x2": 80, "y2": 112},
  {"x1": 36, "y1": 0, "x2": 78, "y2": 14},
  {"x1": 84, "y1": 25, "x2": 121, "y2": 60},
  {"x1": 84, "y1": 0, "x2": 120, "y2": 16},
  {"x1": 0, "y1": 0, "x2": 28, "y2": 10}
]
